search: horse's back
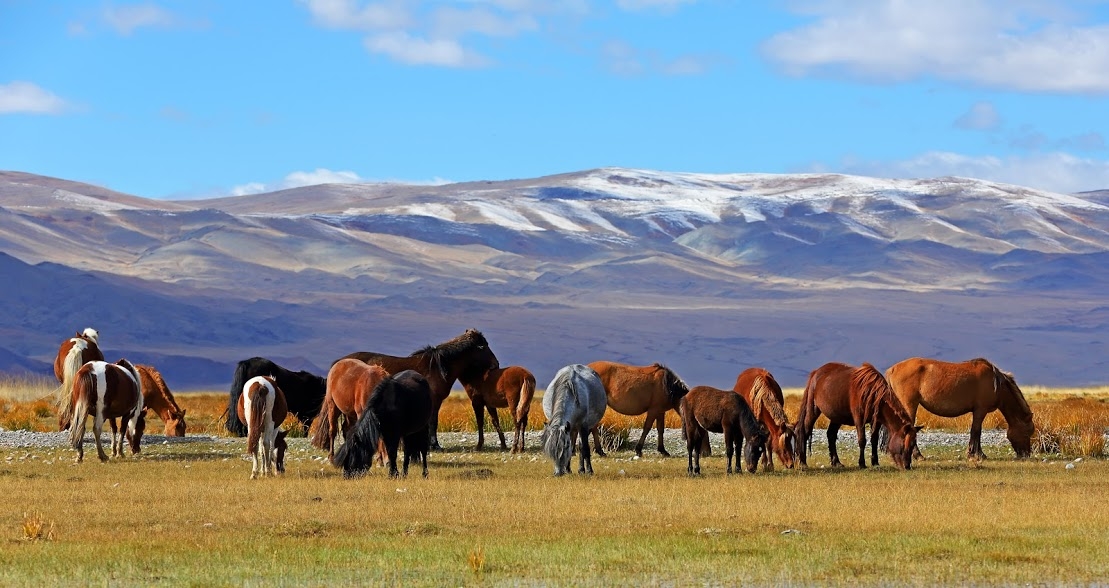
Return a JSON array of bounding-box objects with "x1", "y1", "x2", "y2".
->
[
  {"x1": 804, "y1": 362, "x2": 857, "y2": 421},
  {"x1": 586, "y1": 360, "x2": 669, "y2": 416},
  {"x1": 544, "y1": 364, "x2": 605, "y2": 428},
  {"x1": 887, "y1": 357, "x2": 996, "y2": 416}
]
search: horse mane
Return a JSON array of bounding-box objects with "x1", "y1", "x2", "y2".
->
[
  {"x1": 751, "y1": 375, "x2": 790, "y2": 428},
  {"x1": 990, "y1": 363, "x2": 1033, "y2": 421},
  {"x1": 140, "y1": 365, "x2": 184, "y2": 415},
  {"x1": 409, "y1": 329, "x2": 489, "y2": 381},
  {"x1": 653, "y1": 364, "x2": 688, "y2": 407},
  {"x1": 852, "y1": 363, "x2": 910, "y2": 428},
  {"x1": 81, "y1": 328, "x2": 99, "y2": 345},
  {"x1": 733, "y1": 392, "x2": 766, "y2": 442}
]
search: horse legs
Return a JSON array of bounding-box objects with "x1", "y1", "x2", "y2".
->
[
  {"x1": 429, "y1": 397, "x2": 445, "y2": 451},
  {"x1": 968, "y1": 410, "x2": 988, "y2": 460},
  {"x1": 855, "y1": 420, "x2": 869, "y2": 468},
  {"x1": 93, "y1": 411, "x2": 109, "y2": 463},
  {"x1": 796, "y1": 406, "x2": 821, "y2": 470},
  {"x1": 471, "y1": 398, "x2": 487, "y2": 451},
  {"x1": 827, "y1": 422, "x2": 843, "y2": 467},
  {"x1": 653, "y1": 410, "x2": 671, "y2": 457},
  {"x1": 589, "y1": 425, "x2": 606, "y2": 457},
  {"x1": 486, "y1": 405, "x2": 508, "y2": 451},
  {"x1": 386, "y1": 437, "x2": 402, "y2": 478},
  {"x1": 108, "y1": 418, "x2": 121, "y2": 458},
  {"x1": 870, "y1": 424, "x2": 881, "y2": 467},
  {"x1": 262, "y1": 432, "x2": 275, "y2": 477},
  {"x1": 633, "y1": 414, "x2": 655, "y2": 458},
  {"x1": 275, "y1": 431, "x2": 287, "y2": 475},
  {"x1": 723, "y1": 425, "x2": 735, "y2": 475},
  {"x1": 578, "y1": 427, "x2": 594, "y2": 475},
  {"x1": 512, "y1": 410, "x2": 528, "y2": 454}
]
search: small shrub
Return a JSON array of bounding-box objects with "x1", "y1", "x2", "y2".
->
[
  {"x1": 595, "y1": 424, "x2": 630, "y2": 454},
  {"x1": 467, "y1": 546, "x2": 486, "y2": 579},
  {"x1": 21, "y1": 511, "x2": 56, "y2": 542},
  {"x1": 280, "y1": 414, "x2": 307, "y2": 438}
]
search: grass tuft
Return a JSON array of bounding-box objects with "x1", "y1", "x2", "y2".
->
[
  {"x1": 467, "y1": 546, "x2": 486, "y2": 579},
  {"x1": 20, "y1": 511, "x2": 55, "y2": 542}
]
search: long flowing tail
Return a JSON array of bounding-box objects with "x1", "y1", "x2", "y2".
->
[
  {"x1": 308, "y1": 392, "x2": 335, "y2": 450},
  {"x1": 246, "y1": 384, "x2": 269, "y2": 457},
  {"x1": 516, "y1": 374, "x2": 535, "y2": 423},
  {"x1": 335, "y1": 410, "x2": 382, "y2": 477},
  {"x1": 796, "y1": 372, "x2": 819, "y2": 458},
  {"x1": 226, "y1": 362, "x2": 250, "y2": 436},
  {"x1": 68, "y1": 369, "x2": 94, "y2": 450},
  {"x1": 56, "y1": 343, "x2": 86, "y2": 430}
]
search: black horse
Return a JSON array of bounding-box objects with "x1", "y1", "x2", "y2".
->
[
  {"x1": 225, "y1": 357, "x2": 327, "y2": 436},
  {"x1": 334, "y1": 370, "x2": 433, "y2": 478}
]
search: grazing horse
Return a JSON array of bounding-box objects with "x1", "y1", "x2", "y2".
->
[
  {"x1": 69, "y1": 359, "x2": 147, "y2": 463},
  {"x1": 339, "y1": 329, "x2": 499, "y2": 450},
  {"x1": 885, "y1": 357, "x2": 1033, "y2": 459},
  {"x1": 795, "y1": 362, "x2": 920, "y2": 470},
  {"x1": 236, "y1": 376, "x2": 289, "y2": 479},
  {"x1": 225, "y1": 357, "x2": 327, "y2": 436},
  {"x1": 541, "y1": 365, "x2": 607, "y2": 476},
  {"x1": 585, "y1": 361, "x2": 689, "y2": 457},
  {"x1": 309, "y1": 359, "x2": 390, "y2": 463},
  {"x1": 334, "y1": 370, "x2": 434, "y2": 479},
  {"x1": 54, "y1": 328, "x2": 105, "y2": 431},
  {"x1": 733, "y1": 368, "x2": 795, "y2": 471},
  {"x1": 680, "y1": 385, "x2": 768, "y2": 476},
  {"x1": 458, "y1": 365, "x2": 536, "y2": 453},
  {"x1": 136, "y1": 365, "x2": 187, "y2": 436}
]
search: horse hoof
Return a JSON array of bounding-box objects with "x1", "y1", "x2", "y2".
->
[{"x1": 658, "y1": 449, "x2": 671, "y2": 458}]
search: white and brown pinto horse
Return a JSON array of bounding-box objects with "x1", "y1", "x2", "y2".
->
[
  {"x1": 237, "y1": 376, "x2": 289, "y2": 479},
  {"x1": 69, "y1": 358, "x2": 147, "y2": 463},
  {"x1": 54, "y1": 328, "x2": 104, "y2": 431}
]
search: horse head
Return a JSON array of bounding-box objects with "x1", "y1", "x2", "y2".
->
[
  {"x1": 775, "y1": 423, "x2": 797, "y2": 469},
  {"x1": 128, "y1": 408, "x2": 148, "y2": 455},
  {"x1": 539, "y1": 422, "x2": 573, "y2": 476},
  {"x1": 887, "y1": 424, "x2": 923, "y2": 470},
  {"x1": 165, "y1": 408, "x2": 187, "y2": 437},
  {"x1": 81, "y1": 327, "x2": 99, "y2": 345},
  {"x1": 661, "y1": 367, "x2": 689, "y2": 409},
  {"x1": 997, "y1": 371, "x2": 1034, "y2": 458},
  {"x1": 743, "y1": 422, "x2": 770, "y2": 473}
]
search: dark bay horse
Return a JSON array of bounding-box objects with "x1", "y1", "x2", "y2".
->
[
  {"x1": 338, "y1": 329, "x2": 499, "y2": 450},
  {"x1": 586, "y1": 361, "x2": 689, "y2": 457},
  {"x1": 334, "y1": 370, "x2": 434, "y2": 478},
  {"x1": 458, "y1": 365, "x2": 536, "y2": 453},
  {"x1": 885, "y1": 357, "x2": 1033, "y2": 459},
  {"x1": 541, "y1": 365, "x2": 607, "y2": 476},
  {"x1": 136, "y1": 365, "x2": 187, "y2": 436},
  {"x1": 795, "y1": 362, "x2": 920, "y2": 470},
  {"x1": 309, "y1": 358, "x2": 390, "y2": 463},
  {"x1": 680, "y1": 385, "x2": 768, "y2": 475},
  {"x1": 733, "y1": 367, "x2": 795, "y2": 471},
  {"x1": 225, "y1": 357, "x2": 327, "y2": 436},
  {"x1": 237, "y1": 375, "x2": 289, "y2": 479},
  {"x1": 54, "y1": 328, "x2": 104, "y2": 431},
  {"x1": 69, "y1": 358, "x2": 147, "y2": 463}
]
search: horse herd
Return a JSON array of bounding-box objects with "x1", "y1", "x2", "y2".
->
[{"x1": 50, "y1": 328, "x2": 1035, "y2": 478}]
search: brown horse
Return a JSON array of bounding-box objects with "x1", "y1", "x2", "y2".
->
[
  {"x1": 69, "y1": 358, "x2": 147, "y2": 463},
  {"x1": 795, "y1": 362, "x2": 920, "y2": 470},
  {"x1": 309, "y1": 359, "x2": 390, "y2": 463},
  {"x1": 885, "y1": 357, "x2": 1033, "y2": 459},
  {"x1": 733, "y1": 367, "x2": 795, "y2": 471},
  {"x1": 680, "y1": 385, "x2": 768, "y2": 475},
  {"x1": 237, "y1": 375, "x2": 289, "y2": 479},
  {"x1": 586, "y1": 361, "x2": 689, "y2": 457},
  {"x1": 136, "y1": 365, "x2": 187, "y2": 436},
  {"x1": 338, "y1": 329, "x2": 499, "y2": 450},
  {"x1": 54, "y1": 328, "x2": 104, "y2": 431},
  {"x1": 458, "y1": 365, "x2": 536, "y2": 453}
]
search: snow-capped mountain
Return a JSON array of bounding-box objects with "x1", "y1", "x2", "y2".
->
[{"x1": 1, "y1": 168, "x2": 1106, "y2": 387}]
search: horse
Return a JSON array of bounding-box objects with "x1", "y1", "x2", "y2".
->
[
  {"x1": 334, "y1": 370, "x2": 434, "y2": 479},
  {"x1": 236, "y1": 375, "x2": 289, "y2": 479},
  {"x1": 585, "y1": 361, "x2": 689, "y2": 457},
  {"x1": 884, "y1": 357, "x2": 1033, "y2": 459},
  {"x1": 308, "y1": 359, "x2": 390, "y2": 463},
  {"x1": 136, "y1": 365, "x2": 187, "y2": 436},
  {"x1": 54, "y1": 328, "x2": 104, "y2": 431},
  {"x1": 680, "y1": 385, "x2": 768, "y2": 476},
  {"x1": 733, "y1": 368, "x2": 795, "y2": 471},
  {"x1": 338, "y1": 329, "x2": 499, "y2": 450},
  {"x1": 795, "y1": 362, "x2": 920, "y2": 470},
  {"x1": 540, "y1": 364, "x2": 607, "y2": 476},
  {"x1": 457, "y1": 365, "x2": 536, "y2": 453},
  {"x1": 225, "y1": 357, "x2": 327, "y2": 436},
  {"x1": 69, "y1": 358, "x2": 147, "y2": 463}
]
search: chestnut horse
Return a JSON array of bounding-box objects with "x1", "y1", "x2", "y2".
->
[
  {"x1": 69, "y1": 359, "x2": 147, "y2": 463},
  {"x1": 733, "y1": 367, "x2": 795, "y2": 471},
  {"x1": 885, "y1": 357, "x2": 1033, "y2": 459},
  {"x1": 586, "y1": 361, "x2": 689, "y2": 457},
  {"x1": 237, "y1": 375, "x2": 289, "y2": 479},
  {"x1": 136, "y1": 365, "x2": 187, "y2": 436},
  {"x1": 795, "y1": 362, "x2": 920, "y2": 470},
  {"x1": 334, "y1": 370, "x2": 433, "y2": 479},
  {"x1": 458, "y1": 365, "x2": 536, "y2": 453},
  {"x1": 309, "y1": 359, "x2": 390, "y2": 463},
  {"x1": 54, "y1": 328, "x2": 104, "y2": 431},
  {"x1": 541, "y1": 364, "x2": 608, "y2": 476},
  {"x1": 680, "y1": 385, "x2": 768, "y2": 476},
  {"x1": 338, "y1": 329, "x2": 499, "y2": 450}
]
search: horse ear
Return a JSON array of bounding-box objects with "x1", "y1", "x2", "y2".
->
[{"x1": 180, "y1": 408, "x2": 187, "y2": 417}]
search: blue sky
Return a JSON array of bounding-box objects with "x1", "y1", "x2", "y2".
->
[{"x1": 2, "y1": 0, "x2": 1109, "y2": 198}]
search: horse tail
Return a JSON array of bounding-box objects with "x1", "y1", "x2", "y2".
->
[
  {"x1": 226, "y1": 361, "x2": 250, "y2": 436},
  {"x1": 797, "y1": 370, "x2": 820, "y2": 456},
  {"x1": 516, "y1": 373, "x2": 535, "y2": 422},
  {"x1": 246, "y1": 382, "x2": 269, "y2": 457},
  {"x1": 308, "y1": 392, "x2": 335, "y2": 450},
  {"x1": 69, "y1": 368, "x2": 94, "y2": 450},
  {"x1": 56, "y1": 341, "x2": 87, "y2": 430},
  {"x1": 334, "y1": 410, "x2": 382, "y2": 476}
]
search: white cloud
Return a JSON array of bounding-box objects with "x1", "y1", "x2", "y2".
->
[
  {"x1": 431, "y1": 6, "x2": 538, "y2": 39},
  {"x1": 819, "y1": 150, "x2": 1109, "y2": 194},
  {"x1": 616, "y1": 0, "x2": 696, "y2": 12},
  {"x1": 0, "y1": 81, "x2": 69, "y2": 115},
  {"x1": 954, "y1": 101, "x2": 1001, "y2": 131},
  {"x1": 103, "y1": 3, "x2": 184, "y2": 35},
  {"x1": 228, "y1": 169, "x2": 452, "y2": 197},
  {"x1": 298, "y1": 0, "x2": 411, "y2": 31},
  {"x1": 365, "y1": 32, "x2": 489, "y2": 67},
  {"x1": 601, "y1": 39, "x2": 723, "y2": 76},
  {"x1": 763, "y1": 0, "x2": 1109, "y2": 93}
]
